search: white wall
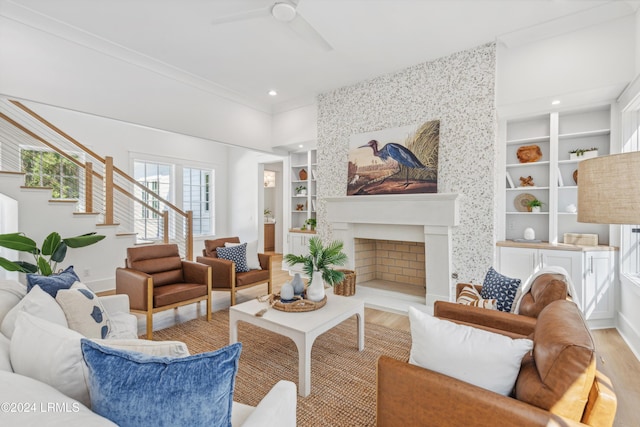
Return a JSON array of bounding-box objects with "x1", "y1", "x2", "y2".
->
[
  {"x1": 497, "y1": 15, "x2": 636, "y2": 115},
  {"x1": 0, "y1": 193, "x2": 18, "y2": 281},
  {"x1": 272, "y1": 104, "x2": 318, "y2": 147},
  {"x1": 0, "y1": 14, "x2": 274, "y2": 152}
]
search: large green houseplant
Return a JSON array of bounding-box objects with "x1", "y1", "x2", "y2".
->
[
  {"x1": 284, "y1": 236, "x2": 348, "y2": 302},
  {"x1": 0, "y1": 231, "x2": 105, "y2": 276}
]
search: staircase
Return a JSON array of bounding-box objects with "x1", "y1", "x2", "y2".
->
[{"x1": 0, "y1": 97, "x2": 195, "y2": 292}]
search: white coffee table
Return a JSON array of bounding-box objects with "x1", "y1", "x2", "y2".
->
[{"x1": 229, "y1": 291, "x2": 365, "y2": 397}]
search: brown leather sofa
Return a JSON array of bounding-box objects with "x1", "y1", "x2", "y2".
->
[
  {"x1": 377, "y1": 300, "x2": 617, "y2": 427},
  {"x1": 196, "y1": 237, "x2": 272, "y2": 306},
  {"x1": 116, "y1": 244, "x2": 212, "y2": 339}
]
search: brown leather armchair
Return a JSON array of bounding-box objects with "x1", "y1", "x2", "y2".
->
[
  {"x1": 377, "y1": 300, "x2": 617, "y2": 427},
  {"x1": 116, "y1": 244, "x2": 212, "y2": 339},
  {"x1": 436, "y1": 273, "x2": 569, "y2": 337},
  {"x1": 196, "y1": 237, "x2": 272, "y2": 306}
]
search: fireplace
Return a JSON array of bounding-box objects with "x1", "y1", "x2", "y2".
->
[
  {"x1": 325, "y1": 193, "x2": 460, "y2": 307},
  {"x1": 354, "y1": 238, "x2": 425, "y2": 296}
]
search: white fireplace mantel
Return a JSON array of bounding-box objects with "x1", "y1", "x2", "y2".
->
[{"x1": 325, "y1": 193, "x2": 460, "y2": 307}]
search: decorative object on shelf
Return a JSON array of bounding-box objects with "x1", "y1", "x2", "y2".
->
[
  {"x1": 566, "y1": 204, "x2": 577, "y2": 213},
  {"x1": 304, "y1": 218, "x2": 316, "y2": 231},
  {"x1": 519, "y1": 176, "x2": 534, "y2": 187},
  {"x1": 291, "y1": 273, "x2": 305, "y2": 295},
  {"x1": 564, "y1": 233, "x2": 598, "y2": 246},
  {"x1": 573, "y1": 169, "x2": 578, "y2": 184},
  {"x1": 263, "y1": 208, "x2": 272, "y2": 222},
  {"x1": 333, "y1": 269, "x2": 356, "y2": 296},
  {"x1": 295, "y1": 185, "x2": 307, "y2": 196},
  {"x1": 516, "y1": 145, "x2": 542, "y2": 163},
  {"x1": 283, "y1": 237, "x2": 348, "y2": 302},
  {"x1": 506, "y1": 172, "x2": 514, "y2": 188},
  {"x1": 0, "y1": 231, "x2": 105, "y2": 276},
  {"x1": 296, "y1": 204, "x2": 305, "y2": 211},
  {"x1": 523, "y1": 228, "x2": 535, "y2": 241},
  {"x1": 526, "y1": 198, "x2": 544, "y2": 213},
  {"x1": 514, "y1": 193, "x2": 536, "y2": 212},
  {"x1": 268, "y1": 293, "x2": 327, "y2": 312},
  {"x1": 569, "y1": 147, "x2": 598, "y2": 160},
  {"x1": 299, "y1": 168, "x2": 308, "y2": 180}
]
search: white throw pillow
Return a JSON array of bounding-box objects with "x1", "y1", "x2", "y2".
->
[
  {"x1": 56, "y1": 282, "x2": 111, "y2": 339},
  {"x1": 408, "y1": 306, "x2": 533, "y2": 396},
  {"x1": 91, "y1": 339, "x2": 190, "y2": 357},
  {"x1": 0, "y1": 333, "x2": 11, "y2": 372},
  {"x1": 1, "y1": 285, "x2": 68, "y2": 339},
  {"x1": 105, "y1": 311, "x2": 138, "y2": 339},
  {"x1": 0, "y1": 279, "x2": 27, "y2": 325},
  {"x1": 225, "y1": 240, "x2": 262, "y2": 270},
  {"x1": 10, "y1": 311, "x2": 91, "y2": 407}
]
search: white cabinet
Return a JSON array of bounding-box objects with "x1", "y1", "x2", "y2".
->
[
  {"x1": 503, "y1": 106, "x2": 612, "y2": 245},
  {"x1": 498, "y1": 244, "x2": 616, "y2": 326}
]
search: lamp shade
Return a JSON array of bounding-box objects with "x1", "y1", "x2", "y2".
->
[{"x1": 577, "y1": 151, "x2": 640, "y2": 224}]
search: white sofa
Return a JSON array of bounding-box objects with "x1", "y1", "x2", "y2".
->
[{"x1": 0, "y1": 279, "x2": 297, "y2": 426}]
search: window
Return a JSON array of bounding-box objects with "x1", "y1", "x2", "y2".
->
[
  {"x1": 620, "y1": 109, "x2": 640, "y2": 281},
  {"x1": 133, "y1": 161, "x2": 172, "y2": 240},
  {"x1": 183, "y1": 167, "x2": 213, "y2": 236},
  {"x1": 21, "y1": 148, "x2": 80, "y2": 199}
]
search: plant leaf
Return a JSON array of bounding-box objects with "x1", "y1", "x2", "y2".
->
[
  {"x1": 0, "y1": 257, "x2": 28, "y2": 272},
  {"x1": 42, "y1": 232, "x2": 61, "y2": 256},
  {"x1": 13, "y1": 261, "x2": 38, "y2": 273},
  {"x1": 51, "y1": 242, "x2": 68, "y2": 263},
  {"x1": 63, "y1": 233, "x2": 105, "y2": 248},
  {"x1": 0, "y1": 233, "x2": 38, "y2": 253},
  {"x1": 37, "y1": 256, "x2": 52, "y2": 276}
]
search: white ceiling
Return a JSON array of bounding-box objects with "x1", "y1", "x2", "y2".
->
[{"x1": 6, "y1": 0, "x2": 636, "y2": 113}]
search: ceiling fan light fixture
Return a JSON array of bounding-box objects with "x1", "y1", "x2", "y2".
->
[{"x1": 271, "y1": 3, "x2": 296, "y2": 22}]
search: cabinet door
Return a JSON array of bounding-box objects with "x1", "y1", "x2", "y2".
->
[
  {"x1": 539, "y1": 249, "x2": 584, "y2": 307},
  {"x1": 498, "y1": 247, "x2": 537, "y2": 282},
  {"x1": 583, "y1": 251, "x2": 615, "y2": 320}
]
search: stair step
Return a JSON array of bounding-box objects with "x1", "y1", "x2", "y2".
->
[
  {"x1": 19, "y1": 186, "x2": 52, "y2": 191},
  {"x1": 0, "y1": 171, "x2": 25, "y2": 176},
  {"x1": 116, "y1": 232, "x2": 137, "y2": 237},
  {"x1": 49, "y1": 199, "x2": 78, "y2": 203},
  {"x1": 73, "y1": 212, "x2": 101, "y2": 216},
  {"x1": 96, "y1": 223, "x2": 121, "y2": 227}
]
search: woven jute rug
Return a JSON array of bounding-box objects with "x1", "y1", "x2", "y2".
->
[{"x1": 151, "y1": 309, "x2": 411, "y2": 426}]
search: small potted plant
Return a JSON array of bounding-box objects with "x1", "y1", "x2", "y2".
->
[
  {"x1": 305, "y1": 218, "x2": 317, "y2": 231},
  {"x1": 284, "y1": 237, "x2": 347, "y2": 302},
  {"x1": 263, "y1": 208, "x2": 272, "y2": 222},
  {"x1": 527, "y1": 198, "x2": 544, "y2": 213},
  {"x1": 569, "y1": 147, "x2": 598, "y2": 160},
  {"x1": 295, "y1": 185, "x2": 307, "y2": 196}
]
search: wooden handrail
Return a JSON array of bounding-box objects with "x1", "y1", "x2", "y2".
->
[
  {"x1": 85, "y1": 162, "x2": 93, "y2": 213},
  {"x1": 104, "y1": 156, "x2": 115, "y2": 225}
]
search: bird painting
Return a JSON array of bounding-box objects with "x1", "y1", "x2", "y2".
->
[
  {"x1": 347, "y1": 120, "x2": 439, "y2": 196},
  {"x1": 358, "y1": 139, "x2": 432, "y2": 187}
]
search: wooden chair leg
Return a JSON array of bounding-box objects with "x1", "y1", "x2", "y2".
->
[
  {"x1": 267, "y1": 279, "x2": 272, "y2": 295},
  {"x1": 146, "y1": 311, "x2": 153, "y2": 340},
  {"x1": 231, "y1": 289, "x2": 236, "y2": 306}
]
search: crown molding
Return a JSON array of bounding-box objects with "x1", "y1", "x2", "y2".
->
[{"x1": 1, "y1": 0, "x2": 273, "y2": 114}]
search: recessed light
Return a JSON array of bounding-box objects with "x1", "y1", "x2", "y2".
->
[
  {"x1": 268, "y1": 90, "x2": 278, "y2": 96},
  {"x1": 551, "y1": 100, "x2": 561, "y2": 105},
  {"x1": 298, "y1": 144, "x2": 303, "y2": 148}
]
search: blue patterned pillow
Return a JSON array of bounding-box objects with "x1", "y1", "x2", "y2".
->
[
  {"x1": 480, "y1": 267, "x2": 521, "y2": 312},
  {"x1": 216, "y1": 243, "x2": 250, "y2": 273},
  {"x1": 26, "y1": 265, "x2": 80, "y2": 297},
  {"x1": 56, "y1": 282, "x2": 110, "y2": 339},
  {"x1": 81, "y1": 339, "x2": 242, "y2": 427}
]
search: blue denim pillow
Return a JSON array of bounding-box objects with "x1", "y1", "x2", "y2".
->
[
  {"x1": 480, "y1": 267, "x2": 521, "y2": 312},
  {"x1": 216, "y1": 243, "x2": 250, "y2": 273},
  {"x1": 26, "y1": 265, "x2": 80, "y2": 297},
  {"x1": 81, "y1": 339, "x2": 241, "y2": 427}
]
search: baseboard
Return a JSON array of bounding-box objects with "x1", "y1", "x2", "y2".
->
[{"x1": 617, "y1": 311, "x2": 640, "y2": 362}]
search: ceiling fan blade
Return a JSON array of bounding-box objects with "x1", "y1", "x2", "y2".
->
[
  {"x1": 288, "y1": 13, "x2": 333, "y2": 52},
  {"x1": 211, "y1": 7, "x2": 271, "y2": 25}
]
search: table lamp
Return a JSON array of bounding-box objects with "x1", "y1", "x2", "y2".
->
[{"x1": 578, "y1": 151, "x2": 640, "y2": 225}]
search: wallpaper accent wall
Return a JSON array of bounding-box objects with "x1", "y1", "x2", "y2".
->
[{"x1": 316, "y1": 43, "x2": 497, "y2": 283}]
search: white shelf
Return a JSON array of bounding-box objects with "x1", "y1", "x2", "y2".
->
[
  {"x1": 558, "y1": 128, "x2": 610, "y2": 140},
  {"x1": 506, "y1": 161, "x2": 550, "y2": 168},
  {"x1": 506, "y1": 135, "x2": 550, "y2": 145},
  {"x1": 506, "y1": 186, "x2": 549, "y2": 191},
  {"x1": 506, "y1": 212, "x2": 549, "y2": 215}
]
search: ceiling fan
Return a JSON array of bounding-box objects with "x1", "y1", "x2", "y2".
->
[{"x1": 211, "y1": 0, "x2": 333, "y2": 52}]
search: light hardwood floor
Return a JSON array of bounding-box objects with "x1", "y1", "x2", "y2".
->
[{"x1": 109, "y1": 253, "x2": 639, "y2": 426}]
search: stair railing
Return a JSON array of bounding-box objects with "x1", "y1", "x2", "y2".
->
[{"x1": 0, "y1": 99, "x2": 194, "y2": 260}]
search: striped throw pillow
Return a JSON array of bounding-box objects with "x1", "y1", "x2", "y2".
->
[{"x1": 456, "y1": 285, "x2": 497, "y2": 310}]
